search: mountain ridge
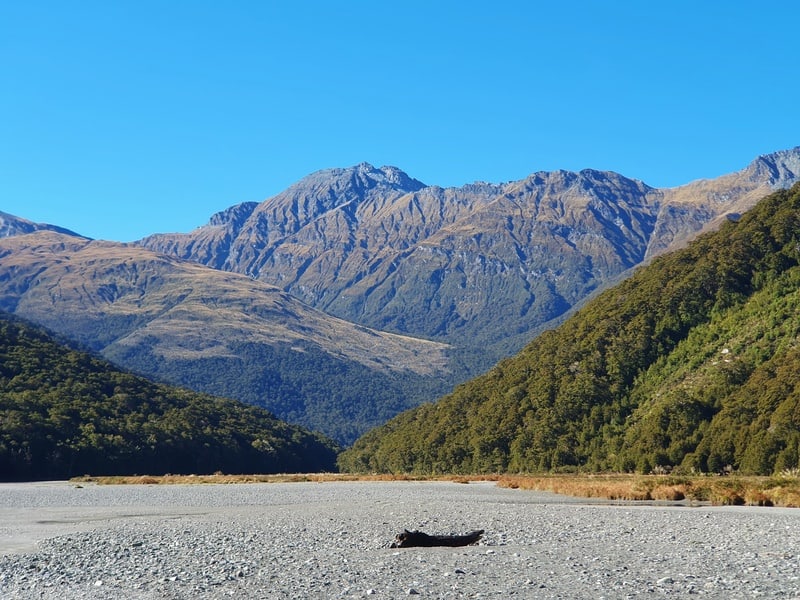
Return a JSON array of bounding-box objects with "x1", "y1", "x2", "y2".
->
[
  {"x1": 139, "y1": 148, "x2": 800, "y2": 369},
  {"x1": 0, "y1": 211, "x2": 84, "y2": 239}
]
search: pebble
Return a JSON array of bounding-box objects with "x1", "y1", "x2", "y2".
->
[{"x1": 0, "y1": 480, "x2": 799, "y2": 598}]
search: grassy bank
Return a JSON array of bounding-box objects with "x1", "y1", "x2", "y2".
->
[
  {"x1": 494, "y1": 474, "x2": 800, "y2": 507},
  {"x1": 70, "y1": 472, "x2": 800, "y2": 508}
]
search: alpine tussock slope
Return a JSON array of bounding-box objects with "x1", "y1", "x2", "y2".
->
[{"x1": 0, "y1": 231, "x2": 449, "y2": 375}]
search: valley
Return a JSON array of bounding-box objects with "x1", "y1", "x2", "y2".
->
[{"x1": 2, "y1": 148, "x2": 800, "y2": 468}]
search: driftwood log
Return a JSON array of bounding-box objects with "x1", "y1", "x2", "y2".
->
[{"x1": 390, "y1": 529, "x2": 484, "y2": 548}]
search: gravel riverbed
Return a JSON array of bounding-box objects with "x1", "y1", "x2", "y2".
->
[{"x1": 1, "y1": 480, "x2": 799, "y2": 599}]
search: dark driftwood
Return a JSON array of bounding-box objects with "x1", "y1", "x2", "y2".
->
[{"x1": 390, "y1": 529, "x2": 484, "y2": 548}]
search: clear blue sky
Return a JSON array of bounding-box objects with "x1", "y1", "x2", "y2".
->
[{"x1": 2, "y1": 1, "x2": 798, "y2": 242}]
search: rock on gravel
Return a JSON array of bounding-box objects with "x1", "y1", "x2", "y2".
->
[{"x1": 1, "y1": 480, "x2": 800, "y2": 598}]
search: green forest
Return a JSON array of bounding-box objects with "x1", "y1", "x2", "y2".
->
[
  {"x1": 0, "y1": 314, "x2": 339, "y2": 481},
  {"x1": 339, "y1": 183, "x2": 800, "y2": 476},
  {"x1": 108, "y1": 338, "x2": 455, "y2": 447}
]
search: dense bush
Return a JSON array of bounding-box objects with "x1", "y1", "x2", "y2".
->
[
  {"x1": 339, "y1": 183, "x2": 800, "y2": 475},
  {"x1": 107, "y1": 339, "x2": 454, "y2": 446},
  {"x1": 0, "y1": 315, "x2": 339, "y2": 481}
]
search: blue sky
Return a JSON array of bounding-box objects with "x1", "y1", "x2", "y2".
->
[{"x1": 2, "y1": 1, "x2": 798, "y2": 242}]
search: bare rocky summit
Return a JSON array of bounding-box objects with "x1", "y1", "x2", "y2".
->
[{"x1": 0, "y1": 211, "x2": 81, "y2": 239}]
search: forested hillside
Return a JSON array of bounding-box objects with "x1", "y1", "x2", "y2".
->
[
  {"x1": 0, "y1": 313, "x2": 339, "y2": 481},
  {"x1": 0, "y1": 232, "x2": 452, "y2": 445},
  {"x1": 339, "y1": 183, "x2": 800, "y2": 476}
]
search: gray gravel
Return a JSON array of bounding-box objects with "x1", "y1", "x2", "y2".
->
[{"x1": 1, "y1": 480, "x2": 799, "y2": 599}]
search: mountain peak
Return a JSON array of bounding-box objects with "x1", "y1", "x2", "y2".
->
[
  {"x1": 515, "y1": 167, "x2": 650, "y2": 196},
  {"x1": 0, "y1": 211, "x2": 86, "y2": 239},
  {"x1": 746, "y1": 146, "x2": 800, "y2": 188},
  {"x1": 292, "y1": 162, "x2": 426, "y2": 196}
]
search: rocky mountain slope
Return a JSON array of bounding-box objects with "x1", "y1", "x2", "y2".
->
[
  {"x1": 0, "y1": 231, "x2": 451, "y2": 444},
  {"x1": 0, "y1": 211, "x2": 80, "y2": 238},
  {"x1": 139, "y1": 149, "x2": 800, "y2": 369},
  {"x1": 338, "y1": 183, "x2": 800, "y2": 475}
]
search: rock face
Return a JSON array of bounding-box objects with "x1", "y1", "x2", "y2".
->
[{"x1": 139, "y1": 148, "x2": 800, "y2": 368}]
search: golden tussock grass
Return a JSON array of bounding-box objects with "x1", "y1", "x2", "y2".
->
[
  {"x1": 70, "y1": 472, "x2": 435, "y2": 486},
  {"x1": 495, "y1": 474, "x2": 800, "y2": 507},
  {"x1": 70, "y1": 472, "x2": 800, "y2": 508}
]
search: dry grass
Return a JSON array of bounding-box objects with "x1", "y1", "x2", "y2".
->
[
  {"x1": 70, "y1": 473, "x2": 437, "y2": 486},
  {"x1": 495, "y1": 474, "x2": 800, "y2": 507},
  {"x1": 69, "y1": 472, "x2": 800, "y2": 508}
]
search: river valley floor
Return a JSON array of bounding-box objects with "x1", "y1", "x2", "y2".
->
[{"x1": 1, "y1": 480, "x2": 799, "y2": 598}]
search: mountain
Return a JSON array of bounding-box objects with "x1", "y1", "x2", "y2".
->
[
  {"x1": 0, "y1": 231, "x2": 452, "y2": 445},
  {"x1": 139, "y1": 149, "x2": 800, "y2": 370},
  {"x1": 0, "y1": 311, "x2": 339, "y2": 481},
  {"x1": 338, "y1": 183, "x2": 800, "y2": 476},
  {"x1": 644, "y1": 147, "x2": 800, "y2": 256},
  {"x1": 0, "y1": 211, "x2": 82, "y2": 238},
  {"x1": 3, "y1": 148, "x2": 798, "y2": 449}
]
